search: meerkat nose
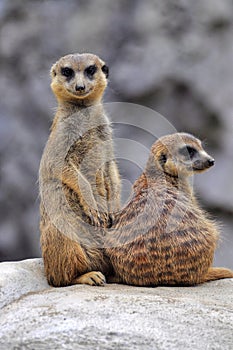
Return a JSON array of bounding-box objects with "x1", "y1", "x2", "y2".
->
[
  {"x1": 207, "y1": 158, "x2": 215, "y2": 167},
  {"x1": 75, "y1": 84, "x2": 85, "y2": 92}
]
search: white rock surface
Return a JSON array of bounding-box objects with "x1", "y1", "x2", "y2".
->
[
  {"x1": 0, "y1": 259, "x2": 233, "y2": 350},
  {"x1": 0, "y1": 258, "x2": 50, "y2": 309}
]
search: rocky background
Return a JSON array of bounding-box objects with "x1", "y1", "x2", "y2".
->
[{"x1": 0, "y1": 0, "x2": 232, "y2": 267}]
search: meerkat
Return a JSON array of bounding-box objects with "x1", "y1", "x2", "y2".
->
[
  {"x1": 105, "y1": 133, "x2": 233, "y2": 286},
  {"x1": 39, "y1": 53, "x2": 121, "y2": 287}
]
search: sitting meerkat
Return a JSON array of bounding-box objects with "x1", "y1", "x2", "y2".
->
[
  {"x1": 39, "y1": 53, "x2": 121, "y2": 287},
  {"x1": 106, "y1": 133, "x2": 233, "y2": 286}
]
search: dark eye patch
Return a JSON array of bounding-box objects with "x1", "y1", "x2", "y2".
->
[
  {"x1": 179, "y1": 145, "x2": 197, "y2": 158},
  {"x1": 61, "y1": 67, "x2": 74, "y2": 79},
  {"x1": 85, "y1": 65, "x2": 97, "y2": 78}
]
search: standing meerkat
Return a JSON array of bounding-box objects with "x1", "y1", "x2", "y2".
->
[
  {"x1": 39, "y1": 53, "x2": 121, "y2": 287},
  {"x1": 106, "y1": 133, "x2": 233, "y2": 286}
]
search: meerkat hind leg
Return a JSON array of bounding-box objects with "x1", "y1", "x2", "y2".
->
[
  {"x1": 71, "y1": 271, "x2": 106, "y2": 286},
  {"x1": 202, "y1": 267, "x2": 233, "y2": 283}
]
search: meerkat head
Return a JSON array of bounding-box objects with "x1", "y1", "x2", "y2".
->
[
  {"x1": 149, "y1": 133, "x2": 215, "y2": 177},
  {"x1": 50, "y1": 53, "x2": 109, "y2": 105}
]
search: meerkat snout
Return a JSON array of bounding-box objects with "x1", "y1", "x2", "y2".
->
[
  {"x1": 191, "y1": 149, "x2": 215, "y2": 172},
  {"x1": 207, "y1": 158, "x2": 215, "y2": 166},
  {"x1": 75, "y1": 84, "x2": 85, "y2": 92}
]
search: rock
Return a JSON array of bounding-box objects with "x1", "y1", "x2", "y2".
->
[
  {"x1": 0, "y1": 258, "x2": 49, "y2": 309},
  {"x1": 0, "y1": 259, "x2": 233, "y2": 349}
]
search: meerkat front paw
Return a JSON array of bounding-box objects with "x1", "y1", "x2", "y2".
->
[
  {"x1": 87, "y1": 207, "x2": 100, "y2": 227},
  {"x1": 73, "y1": 271, "x2": 106, "y2": 286},
  {"x1": 88, "y1": 208, "x2": 109, "y2": 228}
]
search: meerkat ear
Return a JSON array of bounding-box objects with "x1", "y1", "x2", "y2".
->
[
  {"x1": 159, "y1": 153, "x2": 167, "y2": 165},
  {"x1": 102, "y1": 65, "x2": 109, "y2": 78},
  {"x1": 50, "y1": 64, "x2": 57, "y2": 78}
]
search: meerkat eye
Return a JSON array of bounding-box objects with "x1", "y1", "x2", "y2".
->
[
  {"x1": 61, "y1": 67, "x2": 74, "y2": 78},
  {"x1": 179, "y1": 146, "x2": 197, "y2": 158},
  {"x1": 102, "y1": 65, "x2": 109, "y2": 78},
  {"x1": 85, "y1": 65, "x2": 97, "y2": 78}
]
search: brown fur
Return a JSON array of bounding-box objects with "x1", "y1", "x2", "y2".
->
[
  {"x1": 106, "y1": 133, "x2": 233, "y2": 286},
  {"x1": 39, "y1": 53, "x2": 121, "y2": 287}
]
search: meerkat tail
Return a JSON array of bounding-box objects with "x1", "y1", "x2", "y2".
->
[{"x1": 202, "y1": 267, "x2": 233, "y2": 283}]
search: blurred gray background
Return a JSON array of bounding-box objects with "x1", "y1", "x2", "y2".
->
[{"x1": 0, "y1": 0, "x2": 232, "y2": 268}]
